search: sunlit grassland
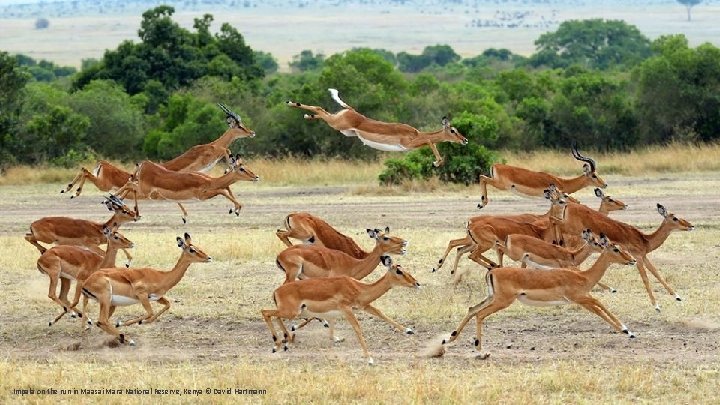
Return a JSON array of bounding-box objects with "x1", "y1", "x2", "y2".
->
[
  {"x1": 2, "y1": 143, "x2": 719, "y2": 188},
  {"x1": 0, "y1": 170, "x2": 719, "y2": 403}
]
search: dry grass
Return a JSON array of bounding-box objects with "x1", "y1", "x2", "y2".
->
[
  {"x1": 2, "y1": 143, "x2": 720, "y2": 188},
  {"x1": 0, "y1": 173, "x2": 718, "y2": 403},
  {"x1": 503, "y1": 143, "x2": 720, "y2": 176}
]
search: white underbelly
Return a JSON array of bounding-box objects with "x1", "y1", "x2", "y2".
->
[
  {"x1": 340, "y1": 129, "x2": 358, "y2": 137},
  {"x1": 358, "y1": 137, "x2": 408, "y2": 152},
  {"x1": 111, "y1": 294, "x2": 161, "y2": 306},
  {"x1": 197, "y1": 158, "x2": 221, "y2": 173},
  {"x1": 59, "y1": 271, "x2": 76, "y2": 280},
  {"x1": 517, "y1": 294, "x2": 570, "y2": 307}
]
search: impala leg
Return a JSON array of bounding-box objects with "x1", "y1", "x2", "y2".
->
[
  {"x1": 71, "y1": 168, "x2": 95, "y2": 198},
  {"x1": 286, "y1": 101, "x2": 331, "y2": 119},
  {"x1": 218, "y1": 188, "x2": 243, "y2": 216},
  {"x1": 117, "y1": 294, "x2": 154, "y2": 327},
  {"x1": 144, "y1": 297, "x2": 171, "y2": 324},
  {"x1": 362, "y1": 304, "x2": 413, "y2": 334},
  {"x1": 121, "y1": 249, "x2": 133, "y2": 267},
  {"x1": 25, "y1": 233, "x2": 47, "y2": 254},
  {"x1": 643, "y1": 257, "x2": 681, "y2": 301},
  {"x1": 427, "y1": 142, "x2": 444, "y2": 167},
  {"x1": 275, "y1": 318, "x2": 292, "y2": 351},
  {"x1": 451, "y1": 243, "x2": 477, "y2": 286},
  {"x1": 478, "y1": 175, "x2": 492, "y2": 209},
  {"x1": 468, "y1": 247, "x2": 497, "y2": 269},
  {"x1": 96, "y1": 300, "x2": 132, "y2": 345},
  {"x1": 339, "y1": 307, "x2": 372, "y2": 364},
  {"x1": 573, "y1": 295, "x2": 633, "y2": 337},
  {"x1": 595, "y1": 281, "x2": 617, "y2": 293},
  {"x1": 635, "y1": 257, "x2": 659, "y2": 311},
  {"x1": 61, "y1": 169, "x2": 84, "y2": 195},
  {"x1": 275, "y1": 229, "x2": 294, "y2": 247},
  {"x1": 261, "y1": 309, "x2": 283, "y2": 353},
  {"x1": 435, "y1": 236, "x2": 472, "y2": 272},
  {"x1": 325, "y1": 318, "x2": 344, "y2": 343},
  {"x1": 49, "y1": 279, "x2": 73, "y2": 325},
  {"x1": 176, "y1": 202, "x2": 188, "y2": 224},
  {"x1": 443, "y1": 295, "x2": 512, "y2": 352},
  {"x1": 46, "y1": 273, "x2": 70, "y2": 324}
]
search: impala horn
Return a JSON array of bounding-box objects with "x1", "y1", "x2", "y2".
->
[
  {"x1": 571, "y1": 142, "x2": 596, "y2": 173},
  {"x1": 218, "y1": 103, "x2": 242, "y2": 127}
]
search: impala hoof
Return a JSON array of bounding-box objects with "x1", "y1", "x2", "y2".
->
[
  {"x1": 675, "y1": 295, "x2": 682, "y2": 302},
  {"x1": 367, "y1": 358, "x2": 374, "y2": 365},
  {"x1": 128, "y1": 339, "x2": 136, "y2": 346},
  {"x1": 115, "y1": 320, "x2": 121, "y2": 328},
  {"x1": 182, "y1": 217, "x2": 187, "y2": 224},
  {"x1": 404, "y1": 328, "x2": 414, "y2": 335}
]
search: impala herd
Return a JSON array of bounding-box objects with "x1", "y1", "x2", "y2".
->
[{"x1": 23, "y1": 89, "x2": 695, "y2": 364}]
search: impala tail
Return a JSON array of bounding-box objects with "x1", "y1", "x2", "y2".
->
[{"x1": 328, "y1": 88, "x2": 351, "y2": 109}]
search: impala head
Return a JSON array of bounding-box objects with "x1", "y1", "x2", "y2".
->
[
  {"x1": 104, "y1": 195, "x2": 140, "y2": 223},
  {"x1": 381, "y1": 256, "x2": 421, "y2": 289},
  {"x1": 176, "y1": 232, "x2": 212, "y2": 263},
  {"x1": 102, "y1": 226, "x2": 134, "y2": 249},
  {"x1": 657, "y1": 204, "x2": 694, "y2": 231},
  {"x1": 366, "y1": 226, "x2": 408, "y2": 256},
  {"x1": 218, "y1": 103, "x2": 255, "y2": 137},
  {"x1": 594, "y1": 188, "x2": 627, "y2": 211},
  {"x1": 581, "y1": 229, "x2": 603, "y2": 252},
  {"x1": 228, "y1": 154, "x2": 260, "y2": 182},
  {"x1": 441, "y1": 116, "x2": 468, "y2": 145},
  {"x1": 597, "y1": 233, "x2": 636, "y2": 265},
  {"x1": 543, "y1": 186, "x2": 568, "y2": 206},
  {"x1": 571, "y1": 144, "x2": 606, "y2": 188}
]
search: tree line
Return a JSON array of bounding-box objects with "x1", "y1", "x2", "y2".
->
[{"x1": 1, "y1": 6, "x2": 719, "y2": 184}]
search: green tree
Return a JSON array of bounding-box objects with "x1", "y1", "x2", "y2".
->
[
  {"x1": 0, "y1": 52, "x2": 30, "y2": 166},
  {"x1": 69, "y1": 80, "x2": 147, "y2": 159},
  {"x1": 634, "y1": 35, "x2": 720, "y2": 143},
  {"x1": 529, "y1": 19, "x2": 652, "y2": 70},
  {"x1": 289, "y1": 50, "x2": 325, "y2": 72}
]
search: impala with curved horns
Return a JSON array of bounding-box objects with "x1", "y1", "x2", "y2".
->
[
  {"x1": 477, "y1": 144, "x2": 606, "y2": 209},
  {"x1": 61, "y1": 103, "x2": 255, "y2": 198},
  {"x1": 287, "y1": 88, "x2": 467, "y2": 167},
  {"x1": 114, "y1": 155, "x2": 259, "y2": 223},
  {"x1": 435, "y1": 235, "x2": 636, "y2": 359}
]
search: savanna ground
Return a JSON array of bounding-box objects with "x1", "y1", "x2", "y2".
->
[{"x1": 1, "y1": 147, "x2": 719, "y2": 403}]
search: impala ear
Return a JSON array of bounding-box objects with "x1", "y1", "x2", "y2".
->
[
  {"x1": 441, "y1": 116, "x2": 449, "y2": 127},
  {"x1": 384, "y1": 226, "x2": 390, "y2": 234},
  {"x1": 381, "y1": 255, "x2": 392, "y2": 268},
  {"x1": 598, "y1": 233, "x2": 610, "y2": 247},
  {"x1": 594, "y1": 188, "x2": 604, "y2": 198},
  {"x1": 366, "y1": 229, "x2": 377, "y2": 238},
  {"x1": 583, "y1": 163, "x2": 592, "y2": 174},
  {"x1": 177, "y1": 237, "x2": 185, "y2": 248},
  {"x1": 657, "y1": 203, "x2": 667, "y2": 218},
  {"x1": 184, "y1": 232, "x2": 192, "y2": 244},
  {"x1": 102, "y1": 225, "x2": 112, "y2": 236},
  {"x1": 543, "y1": 189, "x2": 551, "y2": 199},
  {"x1": 582, "y1": 229, "x2": 592, "y2": 241}
]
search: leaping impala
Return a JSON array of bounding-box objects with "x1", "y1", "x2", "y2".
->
[
  {"x1": 477, "y1": 144, "x2": 606, "y2": 209},
  {"x1": 79, "y1": 233, "x2": 212, "y2": 346},
  {"x1": 435, "y1": 235, "x2": 636, "y2": 359},
  {"x1": 553, "y1": 202, "x2": 694, "y2": 311},
  {"x1": 276, "y1": 212, "x2": 369, "y2": 259},
  {"x1": 114, "y1": 155, "x2": 259, "y2": 222},
  {"x1": 36, "y1": 226, "x2": 134, "y2": 326},
  {"x1": 287, "y1": 88, "x2": 468, "y2": 167},
  {"x1": 61, "y1": 103, "x2": 255, "y2": 198},
  {"x1": 25, "y1": 196, "x2": 138, "y2": 257},
  {"x1": 261, "y1": 256, "x2": 420, "y2": 365}
]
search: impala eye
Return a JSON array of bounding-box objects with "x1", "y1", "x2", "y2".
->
[
  {"x1": 383, "y1": 236, "x2": 389, "y2": 241},
  {"x1": 189, "y1": 247, "x2": 196, "y2": 253},
  {"x1": 613, "y1": 248, "x2": 620, "y2": 253},
  {"x1": 673, "y1": 217, "x2": 678, "y2": 222},
  {"x1": 592, "y1": 174, "x2": 597, "y2": 178}
]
